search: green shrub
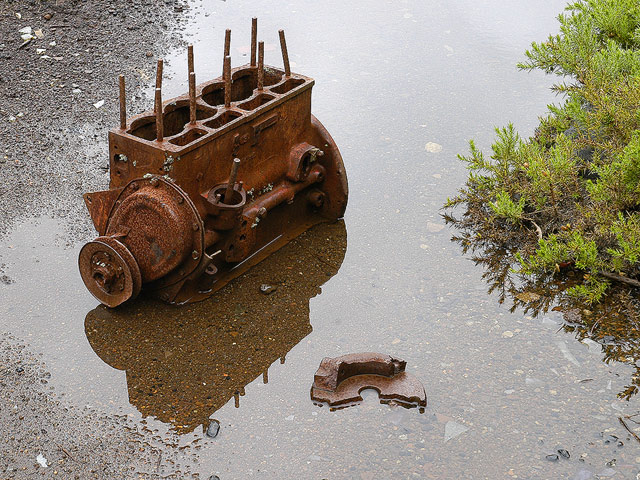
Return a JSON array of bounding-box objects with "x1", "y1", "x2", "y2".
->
[{"x1": 445, "y1": 0, "x2": 640, "y2": 305}]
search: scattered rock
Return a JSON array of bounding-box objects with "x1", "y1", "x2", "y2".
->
[
  {"x1": 425, "y1": 142, "x2": 443, "y2": 153},
  {"x1": 260, "y1": 284, "x2": 277, "y2": 295},
  {"x1": 36, "y1": 453, "x2": 48, "y2": 468},
  {"x1": 34, "y1": 29, "x2": 44, "y2": 39},
  {"x1": 557, "y1": 340, "x2": 581, "y2": 367},
  {"x1": 444, "y1": 421, "x2": 468, "y2": 442},
  {"x1": 571, "y1": 469, "x2": 593, "y2": 480},
  {"x1": 43, "y1": 13, "x2": 53, "y2": 21},
  {"x1": 516, "y1": 291, "x2": 540, "y2": 302},
  {"x1": 93, "y1": 100, "x2": 105, "y2": 109},
  {"x1": 557, "y1": 448, "x2": 570, "y2": 459},
  {"x1": 205, "y1": 419, "x2": 220, "y2": 438},
  {"x1": 426, "y1": 221, "x2": 445, "y2": 233},
  {"x1": 603, "y1": 434, "x2": 623, "y2": 447},
  {"x1": 501, "y1": 330, "x2": 514, "y2": 338},
  {"x1": 597, "y1": 467, "x2": 616, "y2": 477},
  {"x1": 545, "y1": 453, "x2": 559, "y2": 461}
]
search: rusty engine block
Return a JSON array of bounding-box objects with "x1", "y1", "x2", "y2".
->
[{"x1": 79, "y1": 20, "x2": 348, "y2": 307}]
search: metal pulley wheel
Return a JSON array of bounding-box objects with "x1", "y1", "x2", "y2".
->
[{"x1": 78, "y1": 236, "x2": 142, "y2": 307}]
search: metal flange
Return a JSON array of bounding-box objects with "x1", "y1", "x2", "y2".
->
[{"x1": 78, "y1": 236, "x2": 142, "y2": 307}]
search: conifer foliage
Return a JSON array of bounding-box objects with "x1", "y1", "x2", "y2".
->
[{"x1": 445, "y1": 0, "x2": 640, "y2": 304}]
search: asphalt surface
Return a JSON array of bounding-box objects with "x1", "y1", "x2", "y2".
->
[{"x1": 0, "y1": 1, "x2": 200, "y2": 477}]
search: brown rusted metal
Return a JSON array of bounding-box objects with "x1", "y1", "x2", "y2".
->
[
  {"x1": 154, "y1": 87, "x2": 163, "y2": 142},
  {"x1": 278, "y1": 30, "x2": 291, "y2": 77},
  {"x1": 250, "y1": 18, "x2": 257, "y2": 67},
  {"x1": 189, "y1": 72, "x2": 196, "y2": 124},
  {"x1": 224, "y1": 29, "x2": 231, "y2": 58},
  {"x1": 155, "y1": 59, "x2": 163, "y2": 90},
  {"x1": 311, "y1": 353, "x2": 427, "y2": 411},
  {"x1": 223, "y1": 55, "x2": 231, "y2": 108},
  {"x1": 119, "y1": 75, "x2": 126, "y2": 130},
  {"x1": 79, "y1": 20, "x2": 348, "y2": 307},
  {"x1": 257, "y1": 41, "x2": 264, "y2": 91},
  {"x1": 187, "y1": 44, "x2": 194, "y2": 75}
]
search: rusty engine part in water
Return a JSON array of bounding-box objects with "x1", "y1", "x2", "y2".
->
[
  {"x1": 85, "y1": 221, "x2": 347, "y2": 434},
  {"x1": 79, "y1": 19, "x2": 348, "y2": 307},
  {"x1": 310, "y1": 353, "x2": 427, "y2": 411}
]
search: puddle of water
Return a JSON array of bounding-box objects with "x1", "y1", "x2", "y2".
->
[{"x1": 2, "y1": 0, "x2": 640, "y2": 478}]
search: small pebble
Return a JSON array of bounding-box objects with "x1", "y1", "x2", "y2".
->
[
  {"x1": 557, "y1": 449, "x2": 570, "y2": 459},
  {"x1": 205, "y1": 419, "x2": 220, "y2": 438},
  {"x1": 43, "y1": 13, "x2": 53, "y2": 20},
  {"x1": 260, "y1": 284, "x2": 277, "y2": 295},
  {"x1": 545, "y1": 454, "x2": 559, "y2": 462}
]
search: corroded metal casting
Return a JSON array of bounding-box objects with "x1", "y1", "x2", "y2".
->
[
  {"x1": 79, "y1": 19, "x2": 348, "y2": 307},
  {"x1": 311, "y1": 353, "x2": 427, "y2": 411}
]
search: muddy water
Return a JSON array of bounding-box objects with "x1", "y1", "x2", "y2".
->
[{"x1": 2, "y1": 0, "x2": 639, "y2": 478}]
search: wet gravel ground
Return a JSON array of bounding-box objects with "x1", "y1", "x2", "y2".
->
[
  {"x1": 0, "y1": 0, "x2": 187, "y2": 241},
  {"x1": 0, "y1": 334, "x2": 197, "y2": 479},
  {"x1": 0, "y1": 0, "x2": 199, "y2": 477}
]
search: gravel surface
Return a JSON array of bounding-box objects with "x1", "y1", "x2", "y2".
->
[
  {"x1": 0, "y1": 0, "x2": 187, "y2": 242},
  {"x1": 0, "y1": 1, "x2": 199, "y2": 477},
  {"x1": 0, "y1": 334, "x2": 197, "y2": 479}
]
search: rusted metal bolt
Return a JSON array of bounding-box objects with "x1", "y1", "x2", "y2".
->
[
  {"x1": 192, "y1": 250, "x2": 200, "y2": 260},
  {"x1": 258, "y1": 207, "x2": 267, "y2": 218},
  {"x1": 308, "y1": 190, "x2": 325, "y2": 208},
  {"x1": 192, "y1": 223, "x2": 199, "y2": 231}
]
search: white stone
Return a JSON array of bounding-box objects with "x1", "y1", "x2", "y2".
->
[{"x1": 425, "y1": 142, "x2": 443, "y2": 153}]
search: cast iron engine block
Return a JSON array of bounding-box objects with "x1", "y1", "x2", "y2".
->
[{"x1": 78, "y1": 21, "x2": 348, "y2": 307}]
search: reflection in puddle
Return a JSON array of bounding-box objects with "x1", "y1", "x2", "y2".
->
[
  {"x1": 85, "y1": 221, "x2": 347, "y2": 434},
  {"x1": 445, "y1": 211, "x2": 640, "y2": 400}
]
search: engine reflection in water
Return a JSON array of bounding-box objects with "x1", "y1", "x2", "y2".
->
[{"x1": 85, "y1": 220, "x2": 347, "y2": 434}]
